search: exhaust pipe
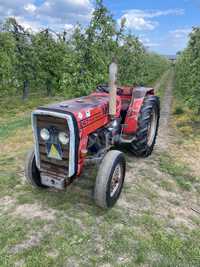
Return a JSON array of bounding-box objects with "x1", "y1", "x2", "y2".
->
[{"x1": 109, "y1": 60, "x2": 118, "y2": 118}]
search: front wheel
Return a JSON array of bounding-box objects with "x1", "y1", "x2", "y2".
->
[
  {"x1": 129, "y1": 95, "x2": 160, "y2": 157},
  {"x1": 25, "y1": 148, "x2": 47, "y2": 188},
  {"x1": 94, "y1": 150, "x2": 126, "y2": 209}
]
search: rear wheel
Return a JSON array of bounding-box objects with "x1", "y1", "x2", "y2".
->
[
  {"x1": 94, "y1": 150, "x2": 126, "y2": 209},
  {"x1": 25, "y1": 148, "x2": 47, "y2": 188},
  {"x1": 129, "y1": 95, "x2": 160, "y2": 157}
]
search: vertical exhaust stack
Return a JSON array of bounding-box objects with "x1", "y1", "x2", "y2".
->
[{"x1": 109, "y1": 60, "x2": 118, "y2": 118}]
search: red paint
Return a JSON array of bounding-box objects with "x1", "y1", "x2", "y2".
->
[
  {"x1": 44, "y1": 86, "x2": 154, "y2": 175},
  {"x1": 123, "y1": 98, "x2": 144, "y2": 134}
]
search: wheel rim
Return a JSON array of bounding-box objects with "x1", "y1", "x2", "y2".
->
[
  {"x1": 147, "y1": 109, "x2": 158, "y2": 147},
  {"x1": 110, "y1": 164, "x2": 123, "y2": 197}
]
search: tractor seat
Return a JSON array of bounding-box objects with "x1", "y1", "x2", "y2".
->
[
  {"x1": 118, "y1": 86, "x2": 135, "y2": 111},
  {"x1": 96, "y1": 85, "x2": 134, "y2": 96},
  {"x1": 117, "y1": 86, "x2": 134, "y2": 96},
  {"x1": 121, "y1": 99, "x2": 131, "y2": 111},
  {"x1": 95, "y1": 85, "x2": 134, "y2": 111}
]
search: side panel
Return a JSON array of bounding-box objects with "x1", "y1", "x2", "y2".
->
[{"x1": 123, "y1": 87, "x2": 154, "y2": 134}]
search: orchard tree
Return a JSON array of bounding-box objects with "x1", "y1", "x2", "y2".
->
[
  {"x1": 61, "y1": 0, "x2": 118, "y2": 96},
  {"x1": 175, "y1": 27, "x2": 200, "y2": 113},
  {"x1": 118, "y1": 35, "x2": 146, "y2": 85},
  {"x1": 33, "y1": 29, "x2": 66, "y2": 96},
  {"x1": 143, "y1": 53, "x2": 170, "y2": 85},
  {"x1": 0, "y1": 31, "x2": 16, "y2": 95},
  {"x1": 0, "y1": 1, "x2": 170, "y2": 100},
  {"x1": 188, "y1": 27, "x2": 200, "y2": 113},
  {"x1": 4, "y1": 18, "x2": 35, "y2": 99}
]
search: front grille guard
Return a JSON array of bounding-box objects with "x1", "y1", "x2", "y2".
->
[{"x1": 32, "y1": 110, "x2": 76, "y2": 177}]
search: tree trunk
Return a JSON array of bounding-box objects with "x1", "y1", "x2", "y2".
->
[
  {"x1": 46, "y1": 79, "x2": 52, "y2": 96},
  {"x1": 22, "y1": 80, "x2": 29, "y2": 100}
]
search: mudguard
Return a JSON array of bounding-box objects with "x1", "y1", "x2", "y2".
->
[{"x1": 123, "y1": 87, "x2": 154, "y2": 135}]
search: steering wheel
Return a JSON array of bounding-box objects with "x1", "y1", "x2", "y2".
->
[
  {"x1": 96, "y1": 85, "x2": 110, "y2": 93},
  {"x1": 96, "y1": 84, "x2": 124, "y2": 95}
]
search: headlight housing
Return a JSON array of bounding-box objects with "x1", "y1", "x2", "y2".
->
[
  {"x1": 58, "y1": 132, "x2": 69, "y2": 145},
  {"x1": 40, "y1": 128, "x2": 50, "y2": 141}
]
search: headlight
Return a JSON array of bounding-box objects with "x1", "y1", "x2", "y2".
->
[
  {"x1": 40, "y1": 128, "x2": 50, "y2": 141},
  {"x1": 58, "y1": 132, "x2": 69, "y2": 145}
]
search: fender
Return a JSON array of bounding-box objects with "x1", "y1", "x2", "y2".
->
[{"x1": 123, "y1": 87, "x2": 154, "y2": 135}]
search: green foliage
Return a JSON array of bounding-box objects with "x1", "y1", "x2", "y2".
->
[
  {"x1": 32, "y1": 30, "x2": 67, "y2": 96},
  {"x1": 175, "y1": 27, "x2": 200, "y2": 113},
  {"x1": 0, "y1": 1, "x2": 169, "y2": 100},
  {"x1": 118, "y1": 35, "x2": 146, "y2": 85},
  {"x1": 0, "y1": 31, "x2": 16, "y2": 95},
  {"x1": 143, "y1": 52, "x2": 170, "y2": 85}
]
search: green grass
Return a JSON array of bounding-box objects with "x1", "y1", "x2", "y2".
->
[
  {"x1": 159, "y1": 179, "x2": 175, "y2": 192},
  {"x1": 156, "y1": 69, "x2": 172, "y2": 101},
  {"x1": 0, "y1": 87, "x2": 200, "y2": 266},
  {"x1": 0, "y1": 116, "x2": 30, "y2": 140},
  {"x1": 0, "y1": 94, "x2": 65, "y2": 123},
  {"x1": 172, "y1": 96, "x2": 200, "y2": 138},
  {"x1": 158, "y1": 152, "x2": 197, "y2": 191}
]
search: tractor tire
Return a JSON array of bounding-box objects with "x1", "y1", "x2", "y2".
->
[
  {"x1": 94, "y1": 150, "x2": 126, "y2": 209},
  {"x1": 25, "y1": 148, "x2": 47, "y2": 188},
  {"x1": 129, "y1": 95, "x2": 160, "y2": 157}
]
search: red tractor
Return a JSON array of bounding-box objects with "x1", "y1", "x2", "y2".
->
[{"x1": 25, "y1": 62, "x2": 160, "y2": 208}]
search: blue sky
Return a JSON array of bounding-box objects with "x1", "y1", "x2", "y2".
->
[
  {"x1": 104, "y1": 0, "x2": 200, "y2": 54},
  {"x1": 0, "y1": 0, "x2": 199, "y2": 54}
]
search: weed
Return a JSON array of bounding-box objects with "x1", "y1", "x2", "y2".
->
[{"x1": 173, "y1": 106, "x2": 184, "y2": 115}]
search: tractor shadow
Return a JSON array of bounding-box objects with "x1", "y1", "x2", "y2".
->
[
  {"x1": 25, "y1": 147, "x2": 141, "y2": 214},
  {"x1": 69, "y1": 164, "x2": 97, "y2": 198},
  {"x1": 37, "y1": 163, "x2": 101, "y2": 213}
]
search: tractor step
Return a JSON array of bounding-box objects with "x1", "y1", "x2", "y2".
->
[{"x1": 120, "y1": 134, "x2": 136, "y2": 143}]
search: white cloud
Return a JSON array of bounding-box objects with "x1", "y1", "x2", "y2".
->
[
  {"x1": 0, "y1": 0, "x2": 93, "y2": 31},
  {"x1": 14, "y1": 16, "x2": 42, "y2": 32},
  {"x1": 64, "y1": 24, "x2": 74, "y2": 31},
  {"x1": 167, "y1": 28, "x2": 191, "y2": 51},
  {"x1": 35, "y1": 0, "x2": 93, "y2": 25},
  {"x1": 122, "y1": 14, "x2": 157, "y2": 31},
  {"x1": 24, "y1": 3, "x2": 37, "y2": 14},
  {"x1": 155, "y1": 27, "x2": 191, "y2": 54},
  {"x1": 119, "y1": 9, "x2": 185, "y2": 31},
  {"x1": 141, "y1": 9, "x2": 184, "y2": 18},
  {"x1": 169, "y1": 28, "x2": 191, "y2": 39},
  {"x1": 139, "y1": 36, "x2": 159, "y2": 48},
  {"x1": 0, "y1": 0, "x2": 30, "y2": 18}
]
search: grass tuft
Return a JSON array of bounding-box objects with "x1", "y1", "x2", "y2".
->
[{"x1": 158, "y1": 153, "x2": 197, "y2": 191}]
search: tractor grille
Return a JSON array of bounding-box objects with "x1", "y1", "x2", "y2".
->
[{"x1": 36, "y1": 115, "x2": 70, "y2": 179}]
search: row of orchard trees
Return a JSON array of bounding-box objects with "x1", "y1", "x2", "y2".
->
[
  {"x1": 0, "y1": 0, "x2": 169, "y2": 100},
  {"x1": 175, "y1": 27, "x2": 200, "y2": 114}
]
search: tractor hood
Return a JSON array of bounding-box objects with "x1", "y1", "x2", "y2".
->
[{"x1": 37, "y1": 93, "x2": 121, "y2": 124}]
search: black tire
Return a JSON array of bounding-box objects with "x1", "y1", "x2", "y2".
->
[
  {"x1": 129, "y1": 95, "x2": 160, "y2": 157},
  {"x1": 94, "y1": 150, "x2": 126, "y2": 209},
  {"x1": 25, "y1": 148, "x2": 47, "y2": 188}
]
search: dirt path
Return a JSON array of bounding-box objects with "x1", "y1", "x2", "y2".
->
[
  {"x1": 157, "y1": 71, "x2": 173, "y2": 150},
  {"x1": 120, "y1": 70, "x2": 174, "y2": 191},
  {"x1": 153, "y1": 70, "x2": 169, "y2": 92},
  {"x1": 119, "y1": 70, "x2": 199, "y2": 229}
]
